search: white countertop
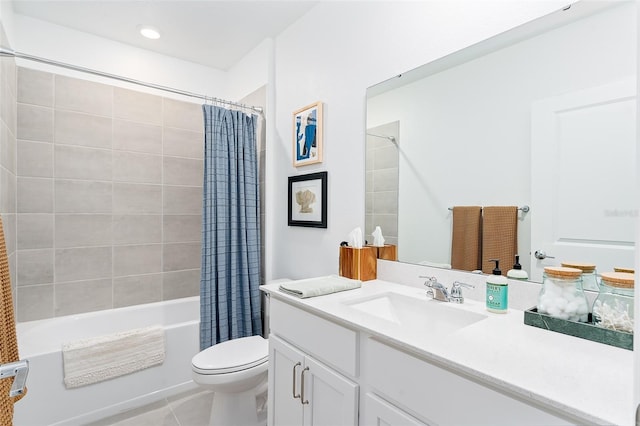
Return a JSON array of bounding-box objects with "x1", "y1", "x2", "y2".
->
[{"x1": 261, "y1": 278, "x2": 634, "y2": 426}]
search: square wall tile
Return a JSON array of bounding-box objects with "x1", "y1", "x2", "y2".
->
[
  {"x1": 55, "y1": 246, "x2": 112, "y2": 282},
  {"x1": 0, "y1": 167, "x2": 16, "y2": 214},
  {"x1": 17, "y1": 248, "x2": 53, "y2": 286},
  {"x1": 55, "y1": 75, "x2": 112, "y2": 116},
  {"x1": 163, "y1": 215, "x2": 201, "y2": 243},
  {"x1": 113, "y1": 274, "x2": 162, "y2": 308},
  {"x1": 54, "y1": 110, "x2": 112, "y2": 149},
  {"x1": 55, "y1": 278, "x2": 112, "y2": 316},
  {"x1": 113, "y1": 120, "x2": 162, "y2": 154},
  {"x1": 163, "y1": 186, "x2": 202, "y2": 215},
  {"x1": 113, "y1": 214, "x2": 161, "y2": 245},
  {"x1": 163, "y1": 157, "x2": 203, "y2": 186},
  {"x1": 163, "y1": 127, "x2": 203, "y2": 159},
  {"x1": 18, "y1": 68, "x2": 54, "y2": 107},
  {"x1": 113, "y1": 244, "x2": 162, "y2": 277},
  {"x1": 17, "y1": 104, "x2": 53, "y2": 142},
  {"x1": 17, "y1": 177, "x2": 53, "y2": 213},
  {"x1": 163, "y1": 98, "x2": 202, "y2": 132},
  {"x1": 17, "y1": 140, "x2": 53, "y2": 178},
  {"x1": 113, "y1": 151, "x2": 161, "y2": 184},
  {"x1": 55, "y1": 214, "x2": 112, "y2": 248},
  {"x1": 17, "y1": 284, "x2": 54, "y2": 321},
  {"x1": 163, "y1": 269, "x2": 200, "y2": 300},
  {"x1": 1, "y1": 122, "x2": 16, "y2": 173},
  {"x1": 163, "y1": 242, "x2": 201, "y2": 272},
  {"x1": 54, "y1": 145, "x2": 112, "y2": 181},
  {"x1": 17, "y1": 214, "x2": 53, "y2": 249},
  {"x1": 114, "y1": 88, "x2": 162, "y2": 125},
  {"x1": 113, "y1": 183, "x2": 162, "y2": 214},
  {"x1": 55, "y1": 180, "x2": 112, "y2": 213},
  {"x1": 2, "y1": 213, "x2": 16, "y2": 255}
]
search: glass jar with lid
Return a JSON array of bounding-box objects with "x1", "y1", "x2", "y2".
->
[
  {"x1": 561, "y1": 261, "x2": 598, "y2": 291},
  {"x1": 538, "y1": 266, "x2": 589, "y2": 322},
  {"x1": 592, "y1": 272, "x2": 634, "y2": 333}
]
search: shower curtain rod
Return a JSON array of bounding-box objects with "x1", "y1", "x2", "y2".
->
[{"x1": 0, "y1": 47, "x2": 263, "y2": 114}]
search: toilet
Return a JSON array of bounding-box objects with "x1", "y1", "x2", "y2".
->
[{"x1": 191, "y1": 335, "x2": 269, "y2": 426}]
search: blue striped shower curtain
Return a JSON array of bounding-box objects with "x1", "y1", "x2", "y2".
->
[{"x1": 200, "y1": 105, "x2": 262, "y2": 350}]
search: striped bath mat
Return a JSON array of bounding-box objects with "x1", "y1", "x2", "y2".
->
[{"x1": 62, "y1": 325, "x2": 165, "y2": 388}]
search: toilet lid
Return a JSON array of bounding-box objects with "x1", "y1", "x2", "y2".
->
[{"x1": 192, "y1": 335, "x2": 268, "y2": 374}]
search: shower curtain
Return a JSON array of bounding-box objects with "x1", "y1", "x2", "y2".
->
[{"x1": 200, "y1": 105, "x2": 262, "y2": 350}]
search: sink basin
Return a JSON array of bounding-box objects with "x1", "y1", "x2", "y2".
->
[{"x1": 343, "y1": 292, "x2": 486, "y2": 336}]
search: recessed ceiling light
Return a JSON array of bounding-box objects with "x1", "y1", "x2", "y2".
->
[{"x1": 139, "y1": 25, "x2": 161, "y2": 40}]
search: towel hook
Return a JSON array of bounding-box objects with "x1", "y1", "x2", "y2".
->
[{"x1": 0, "y1": 359, "x2": 29, "y2": 397}]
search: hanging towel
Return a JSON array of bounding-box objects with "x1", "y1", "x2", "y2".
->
[
  {"x1": 450, "y1": 206, "x2": 482, "y2": 272},
  {"x1": 62, "y1": 326, "x2": 165, "y2": 389},
  {"x1": 481, "y1": 206, "x2": 518, "y2": 275},
  {"x1": 279, "y1": 275, "x2": 362, "y2": 298},
  {"x1": 0, "y1": 216, "x2": 26, "y2": 426}
]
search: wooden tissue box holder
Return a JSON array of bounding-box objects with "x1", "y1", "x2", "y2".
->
[
  {"x1": 367, "y1": 244, "x2": 397, "y2": 261},
  {"x1": 339, "y1": 246, "x2": 377, "y2": 281}
]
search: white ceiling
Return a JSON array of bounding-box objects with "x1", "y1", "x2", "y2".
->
[{"x1": 10, "y1": 0, "x2": 318, "y2": 70}]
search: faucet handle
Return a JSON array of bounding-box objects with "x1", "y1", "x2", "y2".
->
[
  {"x1": 450, "y1": 281, "x2": 474, "y2": 304},
  {"x1": 420, "y1": 276, "x2": 437, "y2": 287}
]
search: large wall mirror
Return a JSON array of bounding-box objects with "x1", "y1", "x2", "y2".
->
[{"x1": 365, "y1": 1, "x2": 636, "y2": 283}]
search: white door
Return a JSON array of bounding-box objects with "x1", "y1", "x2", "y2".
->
[
  {"x1": 268, "y1": 336, "x2": 304, "y2": 426},
  {"x1": 302, "y1": 355, "x2": 358, "y2": 426},
  {"x1": 530, "y1": 79, "x2": 636, "y2": 282}
]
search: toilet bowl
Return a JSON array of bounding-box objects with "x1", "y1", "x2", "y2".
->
[{"x1": 191, "y1": 335, "x2": 269, "y2": 426}]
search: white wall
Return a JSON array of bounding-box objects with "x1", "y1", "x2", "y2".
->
[
  {"x1": 271, "y1": 0, "x2": 570, "y2": 280},
  {"x1": 11, "y1": 14, "x2": 228, "y2": 103},
  {"x1": 367, "y1": 3, "x2": 635, "y2": 273}
]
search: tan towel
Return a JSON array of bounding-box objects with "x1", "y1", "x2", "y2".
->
[
  {"x1": 0, "y1": 216, "x2": 26, "y2": 426},
  {"x1": 481, "y1": 206, "x2": 518, "y2": 275},
  {"x1": 450, "y1": 206, "x2": 482, "y2": 272}
]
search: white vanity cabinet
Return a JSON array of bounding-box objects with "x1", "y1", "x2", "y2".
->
[{"x1": 267, "y1": 298, "x2": 359, "y2": 426}]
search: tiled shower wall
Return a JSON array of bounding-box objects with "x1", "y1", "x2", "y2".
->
[
  {"x1": 15, "y1": 67, "x2": 205, "y2": 322},
  {"x1": 0, "y1": 23, "x2": 17, "y2": 311},
  {"x1": 365, "y1": 121, "x2": 399, "y2": 246}
]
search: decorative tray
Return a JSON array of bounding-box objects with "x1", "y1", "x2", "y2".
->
[{"x1": 524, "y1": 307, "x2": 633, "y2": 351}]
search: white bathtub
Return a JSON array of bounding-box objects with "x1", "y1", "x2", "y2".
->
[{"x1": 13, "y1": 296, "x2": 200, "y2": 426}]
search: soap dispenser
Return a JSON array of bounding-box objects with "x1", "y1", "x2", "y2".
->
[
  {"x1": 507, "y1": 255, "x2": 529, "y2": 281},
  {"x1": 486, "y1": 259, "x2": 508, "y2": 314}
]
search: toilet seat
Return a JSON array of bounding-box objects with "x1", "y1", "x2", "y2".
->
[{"x1": 192, "y1": 335, "x2": 268, "y2": 375}]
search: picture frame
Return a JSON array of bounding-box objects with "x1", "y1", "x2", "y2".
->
[
  {"x1": 292, "y1": 101, "x2": 323, "y2": 167},
  {"x1": 288, "y1": 171, "x2": 328, "y2": 228}
]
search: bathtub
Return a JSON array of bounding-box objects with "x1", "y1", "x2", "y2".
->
[{"x1": 13, "y1": 296, "x2": 200, "y2": 426}]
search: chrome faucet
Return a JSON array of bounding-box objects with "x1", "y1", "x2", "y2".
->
[{"x1": 421, "y1": 276, "x2": 474, "y2": 304}]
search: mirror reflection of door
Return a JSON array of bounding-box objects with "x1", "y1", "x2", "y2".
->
[{"x1": 530, "y1": 79, "x2": 636, "y2": 282}]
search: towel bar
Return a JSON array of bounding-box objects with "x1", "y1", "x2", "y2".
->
[
  {"x1": 448, "y1": 205, "x2": 530, "y2": 213},
  {"x1": 0, "y1": 359, "x2": 29, "y2": 397}
]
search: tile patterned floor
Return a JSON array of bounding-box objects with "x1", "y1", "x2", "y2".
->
[{"x1": 87, "y1": 389, "x2": 214, "y2": 426}]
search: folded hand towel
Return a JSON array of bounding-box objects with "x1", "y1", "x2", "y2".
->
[
  {"x1": 482, "y1": 206, "x2": 518, "y2": 274},
  {"x1": 450, "y1": 206, "x2": 482, "y2": 272},
  {"x1": 279, "y1": 275, "x2": 362, "y2": 298}
]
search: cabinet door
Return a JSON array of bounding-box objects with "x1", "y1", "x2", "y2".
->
[
  {"x1": 302, "y1": 355, "x2": 358, "y2": 426},
  {"x1": 269, "y1": 336, "x2": 304, "y2": 426},
  {"x1": 362, "y1": 393, "x2": 428, "y2": 426}
]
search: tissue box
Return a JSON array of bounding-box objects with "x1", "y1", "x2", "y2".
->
[
  {"x1": 368, "y1": 244, "x2": 397, "y2": 261},
  {"x1": 339, "y1": 246, "x2": 377, "y2": 281}
]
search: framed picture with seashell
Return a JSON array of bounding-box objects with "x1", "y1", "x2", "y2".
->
[
  {"x1": 293, "y1": 101, "x2": 323, "y2": 167},
  {"x1": 288, "y1": 171, "x2": 327, "y2": 228}
]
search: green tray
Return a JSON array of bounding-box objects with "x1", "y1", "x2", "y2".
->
[{"x1": 524, "y1": 307, "x2": 633, "y2": 351}]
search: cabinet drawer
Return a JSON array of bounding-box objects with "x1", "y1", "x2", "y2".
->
[
  {"x1": 365, "y1": 338, "x2": 574, "y2": 426},
  {"x1": 363, "y1": 393, "x2": 427, "y2": 426},
  {"x1": 270, "y1": 298, "x2": 357, "y2": 377}
]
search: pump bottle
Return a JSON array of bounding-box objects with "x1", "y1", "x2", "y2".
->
[
  {"x1": 507, "y1": 255, "x2": 529, "y2": 281},
  {"x1": 486, "y1": 259, "x2": 508, "y2": 313}
]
